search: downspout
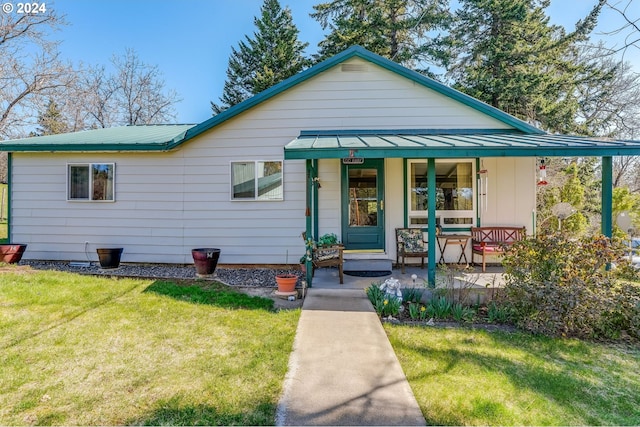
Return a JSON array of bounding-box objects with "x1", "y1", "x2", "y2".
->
[
  {"x1": 601, "y1": 156, "x2": 613, "y2": 238},
  {"x1": 427, "y1": 158, "x2": 436, "y2": 287},
  {"x1": 305, "y1": 159, "x2": 313, "y2": 287}
]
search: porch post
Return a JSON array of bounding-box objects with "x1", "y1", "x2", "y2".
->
[
  {"x1": 427, "y1": 158, "x2": 437, "y2": 287},
  {"x1": 305, "y1": 159, "x2": 314, "y2": 286},
  {"x1": 601, "y1": 156, "x2": 613, "y2": 238}
]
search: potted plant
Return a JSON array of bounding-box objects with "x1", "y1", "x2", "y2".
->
[
  {"x1": 275, "y1": 273, "x2": 298, "y2": 293},
  {"x1": 317, "y1": 233, "x2": 339, "y2": 247},
  {"x1": 0, "y1": 243, "x2": 27, "y2": 264},
  {"x1": 96, "y1": 247, "x2": 123, "y2": 269},
  {"x1": 191, "y1": 248, "x2": 221, "y2": 277}
]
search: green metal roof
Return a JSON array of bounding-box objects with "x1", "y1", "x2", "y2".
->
[
  {"x1": 1, "y1": 124, "x2": 196, "y2": 152},
  {"x1": 284, "y1": 130, "x2": 640, "y2": 159}
]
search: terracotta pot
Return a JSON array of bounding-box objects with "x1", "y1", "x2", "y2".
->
[
  {"x1": 276, "y1": 274, "x2": 297, "y2": 292},
  {"x1": 97, "y1": 248, "x2": 123, "y2": 269},
  {"x1": 0, "y1": 244, "x2": 27, "y2": 264},
  {"x1": 192, "y1": 248, "x2": 220, "y2": 276}
]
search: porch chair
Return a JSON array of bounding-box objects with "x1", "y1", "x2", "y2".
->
[
  {"x1": 301, "y1": 232, "x2": 344, "y2": 284},
  {"x1": 395, "y1": 228, "x2": 428, "y2": 274}
]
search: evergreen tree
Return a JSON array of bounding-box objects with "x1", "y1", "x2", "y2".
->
[
  {"x1": 311, "y1": 0, "x2": 451, "y2": 71},
  {"x1": 211, "y1": 0, "x2": 310, "y2": 115},
  {"x1": 448, "y1": 0, "x2": 606, "y2": 133},
  {"x1": 34, "y1": 99, "x2": 69, "y2": 136}
]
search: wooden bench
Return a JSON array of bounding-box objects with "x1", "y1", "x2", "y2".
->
[{"x1": 470, "y1": 226, "x2": 525, "y2": 272}]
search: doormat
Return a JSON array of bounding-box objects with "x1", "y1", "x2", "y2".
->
[{"x1": 344, "y1": 270, "x2": 392, "y2": 277}]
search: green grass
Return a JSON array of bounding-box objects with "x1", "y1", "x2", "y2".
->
[
  {"x1": 386, "y1": 325, "x2": 640, "y2": 426},
  {"x1": 0, "y1": 267, "x2": 300, "y2": 425}
]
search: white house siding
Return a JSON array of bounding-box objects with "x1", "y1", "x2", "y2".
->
[
  {"x1": 479, "y1": 157, "x2": 536, "y2": 232},
  {"x1": 11, "y1": 56, "x2": 524, "y2": 265}
]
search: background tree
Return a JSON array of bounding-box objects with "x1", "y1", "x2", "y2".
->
[
  {"x1": 211, "y1": 0, "x2": 310, "y2": 114},
  {"x1": 75, "y1": 49, "x2": 180, "y2": 127},
  {"x1": 447, "y1": 0, "x2": 606, "y2": 133},
  {"x1": 33, "y1": 99, "x2": 69, "y2": 136},
  {"x1": 311, "y1": 0, "x2": 451, "y2": 71},
  {"x1": 0, "y1": 9, "x2": 74, "y2": 140}
]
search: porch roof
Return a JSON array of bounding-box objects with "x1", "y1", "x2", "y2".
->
[{"x1": 284, "y1": 129, "x2": 640, "y2": 159}]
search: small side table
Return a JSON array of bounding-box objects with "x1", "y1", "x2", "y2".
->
[{"x1": 437, "y1": 234, "x2": 471, "y2": 264}]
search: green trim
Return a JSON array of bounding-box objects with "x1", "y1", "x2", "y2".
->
[
  {"x1": 476, "y1": 158, "x2": 481, "y2": 226},
  {"x1": 602, "y1": 156, "x2": 613, "y2": 238},
  {"x1": 284, "y1": 145, "x2": 640, "y2": 160},
  {"x1": 2, "y1": 153, "x2": 11, "y2": 243},
  {"x1": 403, "y1": 159, "x2": 408, "y2": 228},
  {"x1": 427, "y1": 158, "x2": 437, "y2": 287},
  {"x1": 312, "y1": 159, "x2": 319, "y2": 241},
  {"x1": 305, "y1": 160, "x2": 313, "y2": 287}
]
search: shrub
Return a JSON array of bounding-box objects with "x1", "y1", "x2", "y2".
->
[{"x1": 501, "y1": 233, "x2": 638, "y2": 339}]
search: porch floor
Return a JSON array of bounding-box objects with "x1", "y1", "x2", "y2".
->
[{"x1": 309, "y1": 263, "x2": 506, "y2": 289}]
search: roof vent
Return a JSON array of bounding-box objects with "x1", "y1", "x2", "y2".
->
[{"x1": 341, "y1": 63, "x2": 368, "y2": 72}]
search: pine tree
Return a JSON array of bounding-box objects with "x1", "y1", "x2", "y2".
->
[
  {"x1": 448, "y1": 0, "x2": 606, "y2": 133},
  {"x1": 211, "y1": 0, "x2": 310, "y2": 115},
  {"x1": 34, "y1": 99, "x2": 69, "y2": 136},
  {"x1": 311, "y1": 0, "x2": 451, "y2": 71}
]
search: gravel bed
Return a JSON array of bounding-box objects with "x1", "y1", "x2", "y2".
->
[{"x1": 22, "y1": 261, "x2": 303, "y2": 288}]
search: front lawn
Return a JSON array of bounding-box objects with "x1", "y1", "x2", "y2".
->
[
  {"x1": 386, "y1": 325, "x2": 640, "y2": 426},
  {"x1": 0, "y1": 267, "x2": 300, "y2": 425}
]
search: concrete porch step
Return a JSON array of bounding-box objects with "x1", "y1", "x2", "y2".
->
[{"x1": 343, "y1": 259, "x2": 393, "y2": 272}]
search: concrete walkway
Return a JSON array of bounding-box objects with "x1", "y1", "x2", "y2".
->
[{"x1": 276, "y1": 288, "x2": 426, "y2": 426}]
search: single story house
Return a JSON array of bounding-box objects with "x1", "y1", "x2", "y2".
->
[{"x1": 3, "y1": 46, "x2": 640, "y2": 285}]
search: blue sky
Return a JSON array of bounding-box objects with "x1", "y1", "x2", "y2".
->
[{"x1": 51, "y1": 0, "x2": 639, "y2": 124}]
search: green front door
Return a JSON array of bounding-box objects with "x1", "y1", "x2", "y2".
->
[{"x1": 341, "y1": 159, "x2": 385, "y2": 250}]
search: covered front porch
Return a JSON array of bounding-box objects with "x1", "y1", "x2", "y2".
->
[{"x1": 285, "y1": 130, "x2": 640, "y2": 287}]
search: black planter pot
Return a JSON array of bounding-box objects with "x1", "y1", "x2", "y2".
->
[
  {"x1": 97, "y1": 248, "x2": 123, "y2": 269},
  {"x1": 192, "y1": 248, "x2": 221, "y2": 276}
]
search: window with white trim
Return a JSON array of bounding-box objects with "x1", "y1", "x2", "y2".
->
[
  {"x1": 68, "y1": 163, "x2": 115, "y2": 201},
  {"x1": 408, "y1": 159, "x2": 475, "y2": 227},
  {"x1": 230, "y1": 160, "x2": 283, "y2": 200}
]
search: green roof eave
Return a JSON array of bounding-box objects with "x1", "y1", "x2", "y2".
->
[
  {"x1": 284, "y1": 145, "x2": 640, "y2": 159},
  {"x1": 284, "y1": 131, "x2": 640, "y2": 159},
  {"x1": 0, "y1": 124, "x2": 195, "y2": 152}
]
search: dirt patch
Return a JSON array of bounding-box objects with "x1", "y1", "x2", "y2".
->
[
  {"x1": 0, "y1": 264, "x2": 36, "y2": 275},
  {"x1": 234, "y1": 286, "x2": 305, "y2": 310}
]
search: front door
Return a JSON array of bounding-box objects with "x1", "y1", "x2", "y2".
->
[{"x1": 341, "y1": 159, "x2": 385, "y2": 250}]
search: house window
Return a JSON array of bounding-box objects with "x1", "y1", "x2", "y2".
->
[
  {"x1": 68, "y1": 163, "x2": 115, "y2": 201},
  {"x1": 231, "y1": 160, "x2": 283, "y2": 200},
  {"x1": 408, "y1": 159, "x2": 474, "y2": 227}
]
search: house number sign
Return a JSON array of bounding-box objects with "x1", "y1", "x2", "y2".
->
[{"x1": 342, "y1": 157, "x2": 364, "y2": 164}]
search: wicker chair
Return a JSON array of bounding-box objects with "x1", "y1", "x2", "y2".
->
[
  {"x1": 396, "y1": 228, "x2": 428, "y2": 274},
  {"x1": 302, "y1": 232, "x2": 344, "y2": 284}
]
